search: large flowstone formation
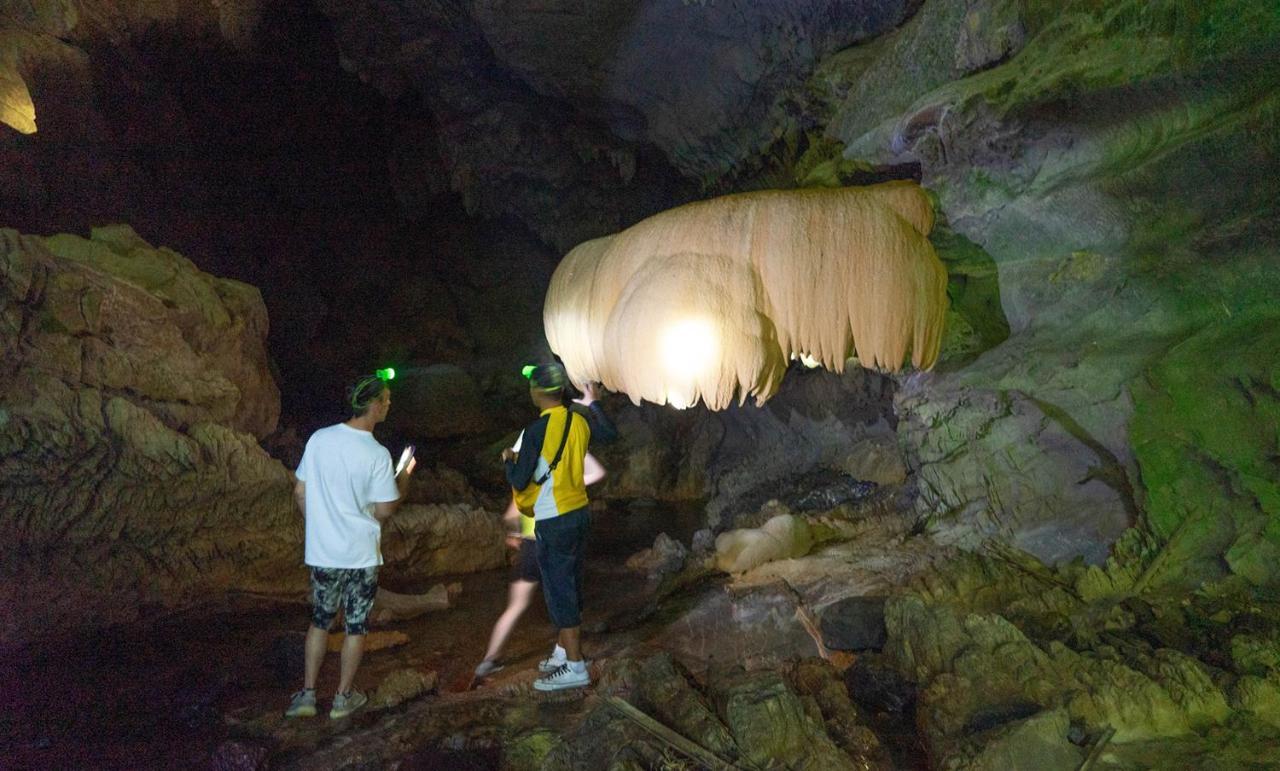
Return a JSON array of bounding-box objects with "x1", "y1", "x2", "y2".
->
[{"x1": 545, "y1": 182, "x2": 947, "y2": 410}]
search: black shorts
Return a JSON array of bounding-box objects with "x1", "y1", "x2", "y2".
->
[
  {"x1": 535, "y1": 507, "x2": 590, "y2": 629},
  {"x1": 512, "y1": 538, "x2": 541, "y2": 583}
]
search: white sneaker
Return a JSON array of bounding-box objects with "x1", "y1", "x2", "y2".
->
[
  {"x1": 533, "y1": 662, "x2": 590, "y2": 691},
  {"x1": 537, "y1": 654, "x2": 567, "y2": 673}
]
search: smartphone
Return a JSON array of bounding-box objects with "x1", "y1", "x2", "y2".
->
[{"x1": 395, "y1": 444, "x2": 415, "y2": 475}]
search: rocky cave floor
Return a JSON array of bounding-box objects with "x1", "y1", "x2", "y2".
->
[{"x1": 7, "y1": 492, "x2": 1280, "y2": 770}]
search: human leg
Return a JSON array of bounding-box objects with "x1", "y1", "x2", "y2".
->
[
  {"x1": 336, "y1": 633, "x2": 366, "y2": 696},
  {"x1": 335, "y1": 566, "x2": 379, "y2": 695},
  {"x1": 558, "y1": 626, "x2": 582, "y2": 662},
  {"x1": 481, "y1": 579, "x2": 538, "y2": 664},
  {"x1": 289, "y1": 567, "x2": 342, "y2": 717},
  {"x1": 558, "y1": 509, "x2": 589, "y2": 662},
  {"x1": 304, "y1": 625, "x2": 328, "y2": 690},
  {"x1": 533, "y1": 510, "x2": 590, "y2": 691}
]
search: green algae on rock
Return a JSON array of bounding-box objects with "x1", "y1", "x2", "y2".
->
[{"x1": 1130, "y1": 308, "x2": 1280, "y2": 588}]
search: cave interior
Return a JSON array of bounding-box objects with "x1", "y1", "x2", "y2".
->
[{"x1": 2, "y1": 1, "x2": 1280, "y2": 768}]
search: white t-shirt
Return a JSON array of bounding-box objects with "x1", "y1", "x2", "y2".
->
[{"x1": 295, "y1": 423, "x2": 401, "y2": 568}]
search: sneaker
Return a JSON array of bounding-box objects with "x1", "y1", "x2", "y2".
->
[
  {"x1": 533, "y1": 662, "x2": 590, "y2": 692},
  {"x1": 474, "y1": 659, "x2": 504, "y2": 678},
  {"x1": 329, "y1": 690, "x2": 368, "y2": 719},
  {"x1": 284, "y1": 689, "x2": 317, "y2": 718},
  {"x1": 537, "y1": 654, "x2": 567, "y2": 674}
]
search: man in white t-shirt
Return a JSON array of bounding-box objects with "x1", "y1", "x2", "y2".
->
[{"x1": 284, "y1": 373, "x2": 416, "y2": 720}]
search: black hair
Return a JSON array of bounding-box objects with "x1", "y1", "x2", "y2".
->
[{"x1": 347, "y1": 374, "x2": 387, "y2": 417}]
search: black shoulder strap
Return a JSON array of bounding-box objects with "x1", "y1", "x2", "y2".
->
[{"x1": 533, "y1": 410, "x2": 573, "y2": 485}]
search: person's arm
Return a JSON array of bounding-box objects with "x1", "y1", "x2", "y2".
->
[
  {"x1": 293, "y1": 480, "x2": 306, "y2": 516},
  {"x1": 573, "y1": 382, "x2": 618, "y2": 443},
  {"x1": 372, "y1": 456, "x2": 416, "y2": 522},
  {"x1": 583, "y1": 452, "x2": 606, "y2": 486},
  {"x1": 501, "y1": 497, "x2": 523, "y2": 549},
  {"x1": 505, "y1": 416, "x2": 548, "y2": 490}
]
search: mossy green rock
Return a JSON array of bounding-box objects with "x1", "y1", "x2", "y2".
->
[{"x1": 1131, "y1": 309, "x2": 1280, "y2": 587}]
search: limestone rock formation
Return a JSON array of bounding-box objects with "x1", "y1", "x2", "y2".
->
[
  {"x1": 378, "y1": 503, "x2": 505, "y2": 583},
  {"x1": 0, "y1": 226, "x2": 297, "y2": 648},
  {"x1": 715, "y1": 514, "x2": 815, "y2": 575},
  {"x1": 867, "y1": 551, "x2": 1280, "y2": 765},
  {"x1": 548, "y1": 654, "x2": 885, "y2": 770},
  {"x1": 807, "y1": 0, "x2": 1280, "y2": 570},
  {"x1": 310, "y1": 0, "x2": 924, "y2": 248}
]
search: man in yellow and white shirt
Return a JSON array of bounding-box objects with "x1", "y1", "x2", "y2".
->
[{"x1": 502, "y1": 363, "x2": 614, "y2": 690}]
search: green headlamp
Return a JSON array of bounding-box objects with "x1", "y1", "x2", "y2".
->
[{"x1": 522, "y1": 362, "x2": 566, "y2": 391}]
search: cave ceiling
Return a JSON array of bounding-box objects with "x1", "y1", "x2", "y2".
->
[{"x1": 2, "y1": 0, "x2": 926, "y2": 251}]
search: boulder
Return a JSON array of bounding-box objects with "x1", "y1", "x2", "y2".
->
[
  {"x1": 788, "y1": 659, "x2": 891, "y2": 769},
  {"x1": 939, "y1": 707, "x2": 1083, "y2": 771},
  {"x1": 1231, "y1": 674, "x2": 1280, "y2": 730},
  {"x1": 630, "y1": 653, "x2": 739, "y2": 762},
  {"x1": 378, "y1": 503, "x2": 505, "y2": 581},
  {"x1": 625, "y1": 532, "x2": 689, "y2": 581},
  {"x1": 653, "y1": 582, "x2": 825, "y2": 667},
  {"x1": 884, "y1": 592, "x2": 1232, "y2": 754},
  {"x1": 710, "y1": 668, "x2": 857, "y2": 770},
  {"x1": 552, "y1": 655, "x2": 883, "y2": 770}
]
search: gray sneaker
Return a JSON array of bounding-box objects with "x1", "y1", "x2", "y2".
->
[
  {"x1": 329, "y1": 690, "x2": 368, "y2": 719},
  {"x1": 284, "y1": 688, "x2": 317, "y2": 718},
  {"x1": 474, "y1": 659, "x2": 504, "y2": 678}
]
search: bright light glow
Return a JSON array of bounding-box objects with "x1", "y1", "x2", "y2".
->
[
  {"x1": 659, "y1": 318, "x2": 718, "y2": 378},
  {"x1": 376, "y1": 367, "x2": 396, "y2": 381}
]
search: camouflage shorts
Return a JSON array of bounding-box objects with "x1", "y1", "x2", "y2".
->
[{"x1": 309, "y1": 566, "x2": 378, "y2": 636}]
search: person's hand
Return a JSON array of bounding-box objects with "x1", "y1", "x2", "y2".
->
[
  {"x1": 501, "y1": 447, "x2": 517, "y2": 463},
  {"x1": 573, "y1": 382, "x2": 600, "y2": 407},
  {"x1": 504, "y1": 533, "x2": 523, "y2": 550},
  {"x1": 397, "y1": 456, "x2": 417, "y2": 479}
]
